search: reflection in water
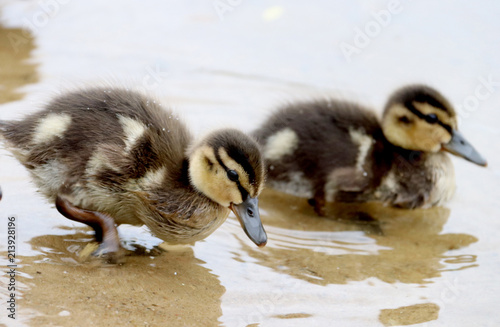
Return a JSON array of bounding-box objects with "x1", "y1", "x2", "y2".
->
[
  {"x1": 11, "y1": 229, "x2": 225, "y2": 327},
  {"x1": 241, "y1": 189, "x2": 478, "y2": 286},
  {"x1": 272, "y1": 313, "x2": 313, "y2": 319},
  {"x1": 0, "y1": 25, "x2": 38, "y2": 103},
  {"x1": 379, "y1": 303, "x2": 440, "y2": 326}
]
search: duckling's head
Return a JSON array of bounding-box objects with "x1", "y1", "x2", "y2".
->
[
  {"x1": 188, "y1": 129, "x2": 267, "y2": 246},
  {"x1": 381, "y1": 85, "x2": 487, "y2": 166}
]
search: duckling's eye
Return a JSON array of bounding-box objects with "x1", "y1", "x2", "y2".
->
[
  {"x1": 425, "y1": 113, "x2": 438, "y2": 124},
  {"x1": 227, "y1": 170, "x2": 239, "y2": 182}
]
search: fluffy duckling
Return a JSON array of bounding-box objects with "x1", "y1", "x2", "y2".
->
[
  {"x1": 0, "y1": 87, "x2": 267, "y2": 259},
  {"x1": 254, "y1": 85, "x2": 486, "y2": 216}
]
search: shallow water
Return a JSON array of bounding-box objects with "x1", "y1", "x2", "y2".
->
[
  {"x1": 0, "y1": 25, "x2": 37, "y2": 104},
  {"x1": 1, "y1": 1, "x2": 500, "y2": 326}
]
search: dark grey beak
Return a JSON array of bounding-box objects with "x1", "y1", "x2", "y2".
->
[
  {"x1": 443, "y1": 130, "x2": 487, "y2": 167},
  {"x1": 230, "y1": 197, "x2": 267, "y2": 247}
]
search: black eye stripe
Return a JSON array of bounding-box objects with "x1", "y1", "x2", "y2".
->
[
  {"x1": 399, "y1": 116, "x2": 411, "y2": 124},
  {"x1": 214, "y1": 150, "x2": 250, "y2": 199},
  {"x1": 412, "y1": 92, "x2": 448, "y2": 111},
  {"x1": 405, "y1": 101, "x2": 452, "y2": 134},
  {"x1": 214, "y1": 150, "x2": 227, "y2": 170},
  {"x1": 225, "y1": 146, "x2": 256, "y2": 185},
  {"x1": 237, "y1": 184, "x2": 249, "y2": 201}
]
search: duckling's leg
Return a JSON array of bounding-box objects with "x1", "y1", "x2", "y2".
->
[
  {"x1": 309, "y1": 168, "x2": 372, "y2": 215},
  {"x1": 308, "y1": 187, "x2": 327, "y2": 216},
  {"x1": 55, "y1": 196, "x2": 122, "y2": 262}
]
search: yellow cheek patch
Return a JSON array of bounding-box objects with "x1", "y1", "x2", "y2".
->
[
  {"x1": 382, "y1": 104, "x2": 414, "y2": 149},
  {"x1": 407, "y1": 119, "x2": 449, "y2": 152},
  {"x1": 189, "y1": 146, "x2": 243, "y2": 207},
  {"x1": 382, "y1": 104, "x2": 452, "y2": 152}
]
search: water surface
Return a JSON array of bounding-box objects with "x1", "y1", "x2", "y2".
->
[{"x1": 1, "y1": 1, "x2": 499, "y2": 326}]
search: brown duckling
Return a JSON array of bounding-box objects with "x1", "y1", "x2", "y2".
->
[
  {"x1": 0, "y1": 87, "x2": 267, "y2": 260},
  {"x1": 253, "y1": 85, "x2": 487, "y2": 216}
]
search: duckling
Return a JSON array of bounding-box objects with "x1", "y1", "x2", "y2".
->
[
  {"x1": 0, "y1": 87, "x2": 267, "y2": 260},
  {"x1": 254, "y1": 85, "x2": 487, "y2": 216}
]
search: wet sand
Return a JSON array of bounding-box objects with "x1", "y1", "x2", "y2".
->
[{"x1": 8, "y1": 237, "x2": 224, "y2": 327}]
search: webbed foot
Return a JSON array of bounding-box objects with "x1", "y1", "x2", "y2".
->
[
  {"x1": 55, "y1": 196, "x2": 123, "y2": 263},
  {"x1": 308, "y1": 196, "x2": 326, "y2": 216}
]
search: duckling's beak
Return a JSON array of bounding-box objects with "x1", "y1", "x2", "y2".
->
[
  {"x1": 230, "y1": 197, "x2": 267, "y2": 247},
  {"x1": 443, "y1": 130, "x2": 487, "y2": 167}
]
